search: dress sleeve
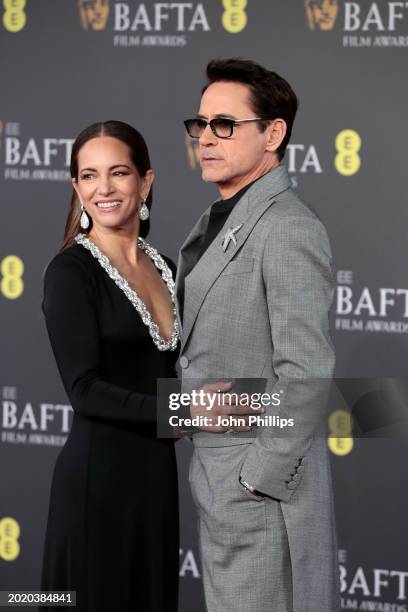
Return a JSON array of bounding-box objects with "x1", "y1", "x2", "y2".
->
[{"x1": 42, "y1": 252, "x2": 157, "y2": 426}]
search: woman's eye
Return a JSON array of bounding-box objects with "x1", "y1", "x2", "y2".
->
[
  {"x1": 81, "y1": 174, "x2": 94, "y2": 180},
  {"x1": 113, "y1": 171, "x2": 128, "y2": 176}
]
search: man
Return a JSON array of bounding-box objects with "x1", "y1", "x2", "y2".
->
[{"x1": 176, "y1": 58, "x2": 340, "y2": 612}]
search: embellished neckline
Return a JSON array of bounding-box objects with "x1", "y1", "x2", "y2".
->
[{"x1": 74, "y1": 233, "x2": 179, "y2": 352}]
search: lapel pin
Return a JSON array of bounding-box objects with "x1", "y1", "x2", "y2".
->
[{"x1": 221, "y1": 224, "x2": 243, "y2": 252}]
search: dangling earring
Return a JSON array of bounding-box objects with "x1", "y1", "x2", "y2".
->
[
  {"x1": 80, "y1": 203, "x2": 90, "y2": 230},
  {"x1": 139, "y1": 197, "x2": 149, "y2": 221}
]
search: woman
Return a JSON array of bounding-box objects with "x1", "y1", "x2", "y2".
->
[{"x1": 40, "y1": 121, "x2": 179, "y2": 611}]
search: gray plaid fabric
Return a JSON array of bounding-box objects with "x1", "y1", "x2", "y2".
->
[{"x1": 176, "y1": 165, "x2": 341, "y2": 612}]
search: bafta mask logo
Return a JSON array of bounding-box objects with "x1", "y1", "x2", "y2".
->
[
  {"x1": 305, "y1": 0, "x2": 338, "y2": 31},
  {"x1": 78, "y1": 0, "x2": 109, "y2": 31},
  {"x1": 185, "y1": 135, "x2": 200, "y2": 170}
]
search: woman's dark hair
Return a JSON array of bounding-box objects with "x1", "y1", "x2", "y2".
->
[
  {"x1": 203, "y1": 58, "x2": 298, "y2": 161},
  {"x1": 61, "y1": 120, "x2": 152, "y2": 251}
]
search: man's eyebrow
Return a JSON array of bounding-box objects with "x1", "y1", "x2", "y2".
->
[{"x1": 196, "y1": 113, "x2": 237, "y2": 120}]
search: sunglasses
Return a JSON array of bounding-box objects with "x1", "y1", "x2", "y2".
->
[{"x1": 184, "y1": 117, "x2": 265, "y2": 139}]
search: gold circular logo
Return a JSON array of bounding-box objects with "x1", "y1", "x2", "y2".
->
[
  {"x1": 0, "y1": 517, "x2": 21, "y2": 561},
  {"x1": 222, "y1": 0, "x2": 248, "y2": 33},
  {"x1": 328, "y1": 409, "x2": 354, "y2": 456},
  {"x1": 1, "y1": 255, "x2": 24, "y2": 299},
  {"x1": 335, "y1": 129, "x2": 361, "y2": 176},
  {"x1": 3, "y1": 0, "x2": 26, "y2": 33}
]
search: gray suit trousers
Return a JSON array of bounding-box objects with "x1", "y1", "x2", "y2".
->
[{"x1": 189, "y1": 444, "x2": 293, "y2": 612}]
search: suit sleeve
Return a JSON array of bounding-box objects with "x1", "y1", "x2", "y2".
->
[
  {"x1": 42, "y1": 252, "x2": 157, "y2": 425},
  {"x1": 239, "y1": 216, "x2": 335, "y2": 502}
]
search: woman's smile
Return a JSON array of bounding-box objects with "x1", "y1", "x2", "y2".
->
[{"x1": 94, "y1": 199, "x2": 122, "y2": 211}]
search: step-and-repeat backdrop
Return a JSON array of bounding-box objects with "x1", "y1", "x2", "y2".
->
[{"x1": 1, "y1": 1, "x2": 407, "y2": 610}]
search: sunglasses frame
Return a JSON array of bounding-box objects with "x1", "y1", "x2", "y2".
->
[{"x1": 184, "y1": 117, "x2": 265, "y2": 139}]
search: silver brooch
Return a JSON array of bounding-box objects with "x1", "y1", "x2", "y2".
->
[{"x1": 221, "y1": 224, "x2": 243, "y2": 252}]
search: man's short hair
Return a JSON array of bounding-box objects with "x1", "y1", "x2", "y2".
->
[{"x1": 203, "y1": 58, "x2": 298, "y2": 161}]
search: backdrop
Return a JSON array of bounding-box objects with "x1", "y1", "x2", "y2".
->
[{"x1": 1, "y1": 1, "x2": 407, "y2": 610}]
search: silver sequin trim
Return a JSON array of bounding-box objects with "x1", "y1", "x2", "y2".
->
[{"x1": 75, "y1": 233, "x2": 179, "y2": 352}]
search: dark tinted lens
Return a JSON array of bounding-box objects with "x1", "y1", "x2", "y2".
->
[
  {"x1": 185, "y1": 119, "x2": 206, "y2": 138},
  {"x1": 212, "y1": 119, "x2": 234, "y2": 138}
]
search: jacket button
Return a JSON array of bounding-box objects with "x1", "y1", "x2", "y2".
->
[
  {"x1": 287, "y1": 481, "x2": 297, "y2": 490},
  {"x1": 180, "y1": 356, "x2": 190, "y2": 369}
]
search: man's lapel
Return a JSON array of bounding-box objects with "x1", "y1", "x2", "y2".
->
[
  {"x1": 180, "y1": 165, "x2": 291, "y2": 351},
  {"x1": 175, "y1": 204, "x2": 212, "y2": 321}
]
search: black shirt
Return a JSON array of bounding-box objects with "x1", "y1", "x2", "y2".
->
[
  {"x1": 178, "y1": 180, "x2": 256, "y2": 323},
  {"x1": 195, "y1": 180, "x2": 254, "y2": 264}
]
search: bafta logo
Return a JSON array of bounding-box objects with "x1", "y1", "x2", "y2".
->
[
  {"x1": 185, "y1": 134, "x2": 200, "y2": 170},
  {"x1": 304, "y1": 0, "x2": 338, "y2": 31},
  {"x1": 78, "y1": 0, "x2": 109, "y2": 31}
]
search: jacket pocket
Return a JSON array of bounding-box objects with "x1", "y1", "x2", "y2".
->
[{"x1": 223, "y1": 258, "x2": 254, "y2": 275}]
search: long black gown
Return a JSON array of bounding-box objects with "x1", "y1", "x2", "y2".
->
[{"x1": 40, "y1": 237, "x2": 179, "y2": 612}]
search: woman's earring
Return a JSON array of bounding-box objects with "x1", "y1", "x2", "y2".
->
[
  {"x1": 139, "y1": 197, "x2": 150, "y2": 221},
  {"x1": 80, "y1": 203, "x2": 90, "y2": 230}
]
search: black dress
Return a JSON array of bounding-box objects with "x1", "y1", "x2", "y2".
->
[{"x1": 40, "y1": 238, "x2": 179, "y2": 612}]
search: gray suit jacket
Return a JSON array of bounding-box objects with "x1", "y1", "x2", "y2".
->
[{"x1": 176, "y1": 165, "x2": 340, "y2": 612}]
